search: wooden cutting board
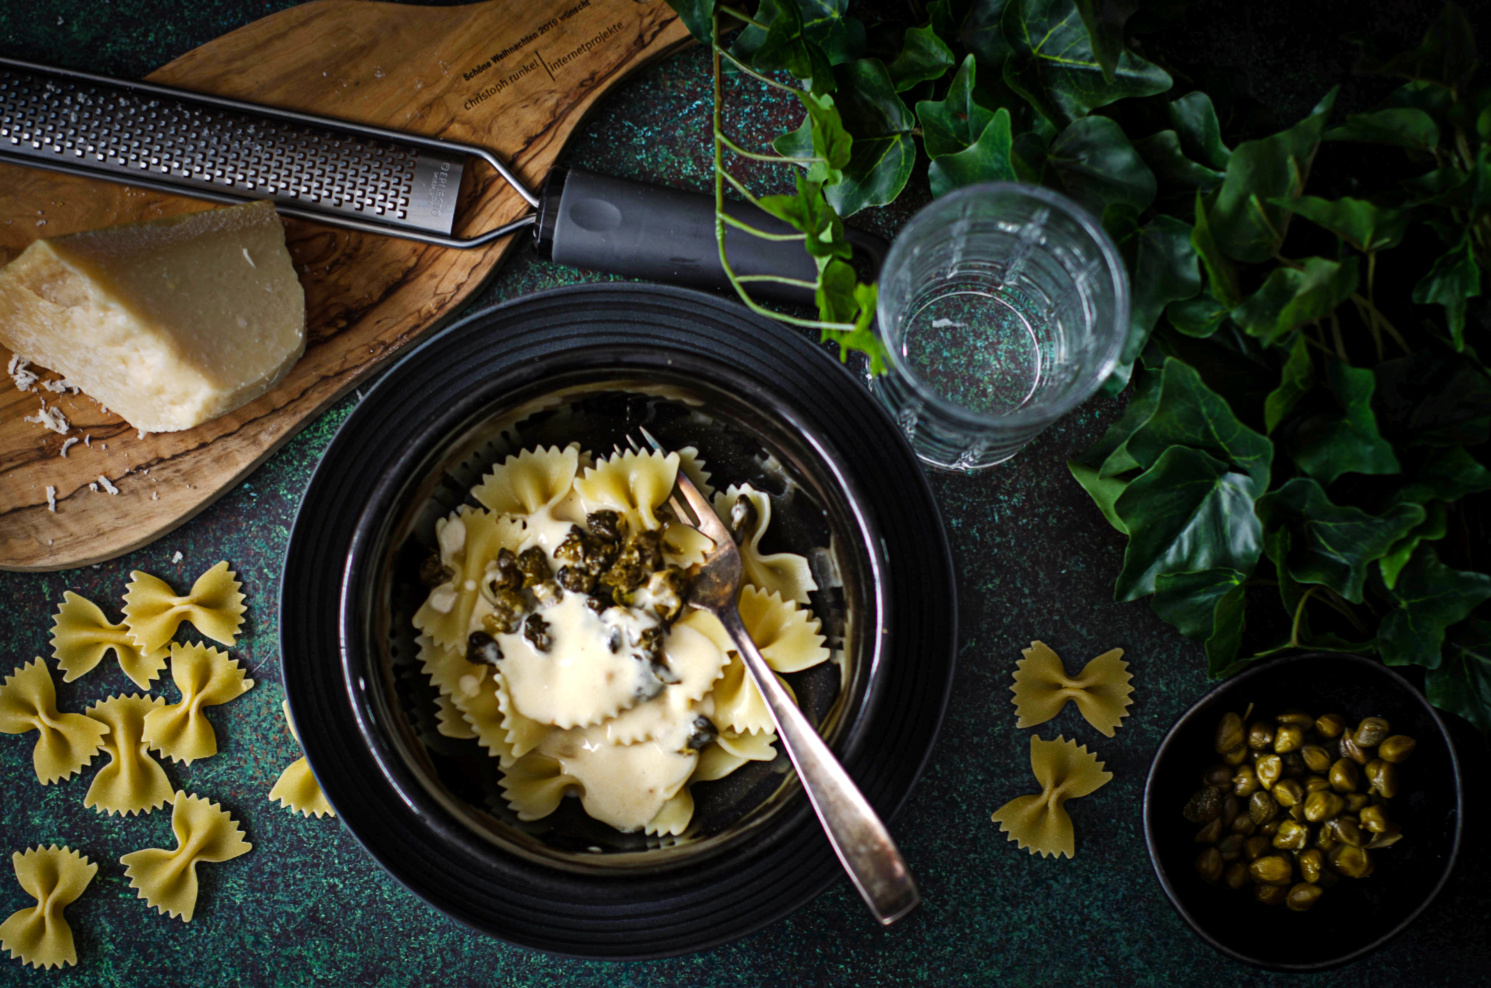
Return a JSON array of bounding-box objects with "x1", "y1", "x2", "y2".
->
[{"x1": 0, "y1": 0, "x2": 690, "y2": 571}]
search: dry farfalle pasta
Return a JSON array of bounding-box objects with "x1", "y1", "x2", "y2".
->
[
  {"x1": 0, "y1": 659, "x2": 109, "y2": 784},
  {"x1": 268, "y1": 701, "x2": 334, "y2": 818},
  {"x1": 991, "y1": 735, "x2": 1113, "y2": 859},
  {"x1": 121, "y1": 792, "x2": 251, "y2": 922},
  {"x1": 0, "y1": 846, "x2": 97, "y2": 970},
  {"x1": 50, "y1": 591, "x2": 168, "y2": 689},
  {"x1": 83, "y1": 694, "x2": 174, "y2": 816},
  {"x1": 141, "y1": 643, "x2": 255, "y2": 765},
  {"x1": 122, "y1": 560, "x2": 246, "y2": 653},
  {"x1": 1010, "y1": 641, "x2": 1134, "y2": 738}
]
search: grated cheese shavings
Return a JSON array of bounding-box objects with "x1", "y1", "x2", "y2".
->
[
  {"x1": 8, "y1": 354, "x2": 39, "y2": 392},
  {"x1": 45, "y1": 485, "x2": 56, "y2": 512},
  {"x1": 96, "y1": 474, "x2": 119, "y2": 495},
  {"x1": 171, "y1": 551, "x2": 183, "y2": 563},
  {"x1": 23, "y1": 399, "x2": 70, "y2": 435}
]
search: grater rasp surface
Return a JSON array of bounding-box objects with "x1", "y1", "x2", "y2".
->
[{"x1": 0, "y1": 58, "x2": 534, "y2": 244}]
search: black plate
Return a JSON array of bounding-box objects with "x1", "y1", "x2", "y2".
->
[
  {"x1": 279, "y1": 284, "x2": 957, "y2": 958},
  {"x1": 1143, "y1": 652, "x2": 1463, "y2": 972}
]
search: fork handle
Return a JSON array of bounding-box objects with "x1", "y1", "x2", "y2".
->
[{"x1": 713, "y1": 604, "x2": 921, "y2": 925}]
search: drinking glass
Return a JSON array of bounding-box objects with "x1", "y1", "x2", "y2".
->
[{"x1": 869, "y1": 183, "x2": 1129, "y2": 470}]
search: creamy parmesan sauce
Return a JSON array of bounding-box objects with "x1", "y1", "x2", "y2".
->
[{"x1": 539, "y1": 723, "x2": 697, "y2": 832}]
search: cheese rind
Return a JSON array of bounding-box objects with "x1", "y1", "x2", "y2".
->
[{"x1": 0, "y1": 201, "x2": 306, "y2": 432}]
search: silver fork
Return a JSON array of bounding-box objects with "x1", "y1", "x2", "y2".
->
[{"x1": 635, "y1": 427, "x2": 920, "y2": 926}]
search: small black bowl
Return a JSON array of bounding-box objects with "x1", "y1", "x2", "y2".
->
[{"x1": 1143, "y1": 652, "x2": 1463, "y2": 972}]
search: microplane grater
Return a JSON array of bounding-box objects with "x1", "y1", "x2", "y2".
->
[{"x1": 0, "y1": 57, "x2": 539, "y2": 248}]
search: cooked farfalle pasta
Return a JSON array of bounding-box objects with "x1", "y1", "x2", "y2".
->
[
  {"x1": 121, "y1": 792, "x2": 251, "y2": 922},
  {"x1": 269, "y1": 701, "x2": 334, "y2": 818},
  {"x1": 676, "y1": 446, "x2": 714, "y2": 498},
  {"x1": 0, "y1": 846, "x2": 97, "y2": 969},
  {"x1": 412, "y1": 444, "x2": 830, "y2": 837},
  {"x1": 0, "y1": 659, "x2": 109, "y2": 784},
  {"x1": 84, "y1": 694, "x2": 174, "y2": 816},
  {"x1": 990, "y1": 735, "x2": 1113, "y2": 859},
  {"x1": 1010, "y1": 641, "x2": 1133, "y2": 738},
  {"x1": 575, "y1": 449, "x2": 679, "y2": 531},
  {"x1": 121, "y1": 561, "x2": 246, "y2": 653},
  {"x1": 141, "y1": 643, "x2": 254, "y2": 765},
  {"x1": 50, "y1": 591, "x2": 168, "y2": 689},
  {"x1": 713, "y1": 485, "x2": 819, "y2": 604},
  {"x1": 471, "y1": 444, "x2": 580, "y2": 516}
]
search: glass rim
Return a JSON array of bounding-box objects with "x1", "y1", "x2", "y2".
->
[{"x1": 875, "y1": 182, "x2": 1130, "y2": 429}]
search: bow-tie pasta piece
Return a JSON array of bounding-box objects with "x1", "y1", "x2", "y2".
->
[
  {"x1": 471, "y1": 444, "x2": 581, "y2": 516},
  {"x1": 417, "y1": 634, "x2": 521, "y2": 765},
  {"x1": 412, "y1": 508, "x2": 525, "y2": 654},
  {"x1": 676, "y1": 446, "x2": 714, "y2": 499},
  {"x1": 269, "y1": 701, "x2": 334, "y2": 818},
  {"x1": 602, "y1": 620, "x2": 727, "y2": 745},
  {"x1": 0, "y1": 659, "x2": 109, "y2": 784},
  {"x1": 991, "y1": 735, "x2": 1113, "y2": 859},
  {"x1": 712, "y1": 485, "x2": 818, "y2": 605},
  {"x1": 0, "y1": 846, "x2": 97, "y2": 970},
  {"x1": 575, "y1": 449, "x2": 680, "y2": 532},
  {"x1": 50, "y1": 591, "x2": 168, "y2": 689},
  {"x1": 1010, "y1": 641, "x2": 1134, "y2": 738},
  {"x1": 122, "y1": 561, "x2": 246, "y2": 653},
  {"x1": 693, "y1": 727, "x2": 778, "y2": 783},
  {"x1": 84, "y1": 695, "x2": 174, "y2": 816},
  {"x1": 121, "y1": 792, "x2": 251, "y2": 922},
  {"x1": 141, "y1": 643, "x2": 254, "y2": 765},
  {"x1": 647, "y1": 787, "x2": 695, "y2": 838},
  {"x1": 685, "y1": 608, "x2": 799, "y2": 735},
  {"x1": 434, "y1": 693, "x2": 478, "y2": 740},
  {"x1": 738, "y1": 586, "x2": 831, "y2": 673}
]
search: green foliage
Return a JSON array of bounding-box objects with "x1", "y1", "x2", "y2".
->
[{"x1": 665, "y1": 0, "x2": 1491, "y2": 728}]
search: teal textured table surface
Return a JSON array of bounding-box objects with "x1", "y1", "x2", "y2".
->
[{"x1": 2, "y1": 3, "x2": 1488, "y2": 986}]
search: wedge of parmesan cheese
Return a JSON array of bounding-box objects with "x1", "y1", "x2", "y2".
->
[{"x1": 0, "y1": 200, "x2": 305, "y2": 432}]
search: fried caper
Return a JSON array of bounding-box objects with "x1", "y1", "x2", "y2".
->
[
  {"x1": 1195, "y1": 847, "x2": 1224, "y2": 884},
  {"x1": 683, "y1": 715, "x2": 717, "y2": 752},
  {"x1": 1378, "y1": 735, "x2": 1417, "y2": 764},
  {"x1": 1247, "y1": 721, "x2": 1276, "y2": 751},
  {"x1": 1256, "y1": 754, "x2": 1283, "y2": 790},
  {"x1": 727, "y1": 494, "x2": 761, "y2": 542},
  {"x1": 1359, "y1": 805, "x2": 1390, "y2": 834},
  {"x1": 1304, "y1": 791, "x2": 1346, "y2": 823},
  {"x1": 586, "y1": 509, "x2": 626, "y2": 544},
  {"x1": 1354, "y1": 716, "x2": 1392, "y2": 748},
  {"x1": 1301, "y1": 744, "x2": 1334, "y2": 774},
  {"x1": 1273, "y1": 819, "x2": 1310, "y2": 850},
  {"x1": 1328, "y1": 844, "x2": 1373, "y2": 879},
  {"x1": 466, "y1": 631, "x2": 502, "y2": 666},
  {"x1": 555, "y1": 564, "x2": 596, "y2": 594},
  {"x1": 1365, "y1": 759, "x2": 1399, "y2": 799},
  {"x1": 1250, "y1": 854, "x2": 1293, "y2": 885},
  {"x1": 531, "y1": 579, "x2": 564, "y2": 608},
  {"x1": 1298, "y1": 848, "x2": 1325, "y2": 884},
  {"x1": 1329, "y1": 758, "x2": 1360, "y2": 793},
  {"x1": 1248, "y1": 791, "x2": 1277, "y2": 826},
  {"x1": 1233, "y1": 765, "x2": 1261, "y2": 797},
  {"x1": 1223, "y1": 861, "x2": 1251, "y2": 890},
  {"x1": 1244, "y1": 835, "x2": 1271, "y2": 860},
  {"x1": 522, "y1": 613, "x2": 552, "y2": 652},
  {"x1": 418, "y1": 553, "x2": 451, "y2": 588},
  {"x1": 641, "y1": 566, "x2": 690, "y2": 623},
  {"x1": 1274, "y1": 724, "x2": 1306, "y2": 754},
  {"x1": 1286, "y1": 882, "x2": 1325, "y2": 912},
  {"x1": 1216, "y1": 712, "x2": 1245, "y2": 754},
  {"x1": 1255, "y1": 883, "x2": 1289, "y2": 906},
  {"x1": 516, "y1": 547, "x2": 552, "y2": 589},
  {"x1": 1315, "y1": 713, "x2": 1348, "y2": 738},
  {"x1": 481, "y1": 587, "x2": 527, "y2": 635}
]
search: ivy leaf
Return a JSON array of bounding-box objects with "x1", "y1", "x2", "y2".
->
[
  {"x1": 887, "y1": 24, "x2": 956, "y2": 91},
  {"x1": 1378, "y1": 547, "x2": 1491, "y2": 669},
  {"x1": 1001, "y1": 0, "x2": 1172, "y2": 128},
  {"x1": 1118, "y1": 358, "x2": 1273, "y2": 497},
  {"x1": 811, "y1": 59, "x2": 917, "y2": 215},
  {"x1": 1427, "y1": 619, "x2": 1491, "y2": 731},
  {"x1": 1355, "y1": 3, "x2": 1479, "y2": 91},
  {"x1": 1255, "y1": 477, "x2": 1424, "y2": 604},
  {"x1": 1274, "y1": 196, "x2": 1410, "y2": 253},
  {"x1": 950, "y1": 0, "x2": 1014, "y2": 67},
  {"x1": 777, "y1": 90, "x2": 854, "y2": 186},
  {"x1": 1133, "y1": 130, "x2": 1225, "y2": 194},
  {"x1": 1324, "y1": 108, "x2": 1440, "y2": 150},
  {"x1": 1192, "y1": 192, "x2": 1242, "y2": 309},
  {"x1": 1373, "y1": 349, "x2": 1491, "y2": 448},
  {"x1": 1168, "y1": 91, "x2": 1231, "y2": 171},
  {"x1": 1209, "y1": 89, "x2": 1337, "y2": 263},
  {"x1": 1287, "y1": 358, "x2": 1400, "y2": 485},
  {"x1": 736, "y1": 0, "x2": 835, "y2": 94},
  {"x1": 795, "y1": 0, "x2": 866, "y2": 65},
  {"x1": 1047, "y1": 115, "x2": 1157, "y2": 216},
  {"x1": 915, "y1": 55, "x2": 994, "y2": 158},
  {"x1": 1067, "y1": 460, "x2": 1129, "y2": 533},
  {"x1": 1112, "y1": 446, "x2": 1264, "y2": 601},
  {"x1": 1166, "y1": 292, "x2": 1229, "y2": 339},
  {"x1": 820, "y1": 279, "x2": 886, "y2": 373},
  {"x1": 1151, "y1": 568, "x2": 1249, "y2": 677},
  {"x1": 1413, "y1": 233, "x2": 1484, "y2": 350},
  {"x1": 1232, "y1": 256, "x2": 1359, "y2": 345},
  {"x1": 1072, "y1": 0, "x2": 1138, "y2": 84},
  {"x1": 1379, "y1": 501, "x2": 1448, "y2": 590},
  {"x1": 1071, "y1": 362, "x2": 1162, "y2": 476},
  {"x1": 815, "y1": 256, "x2": 858, "y2": 323},
  {"x1": 757, "y1": 173, "x2": 853, "y2": 262},
  {"x1": 928, "y1": 108, "x2": 1017, "y2": 196},
  {"x1": 1389, "y1": 446, "x2": 1491, "y2": 506},
  {"x1": 1103, "y1": 210, "x2": 1201, "y2": 372},
  {"x1": 1263, "y1": 333, "x2": 1312, "y2": 433},
  {"x1": 664, "y1": 0, "x2": 715, "y2": 45}
]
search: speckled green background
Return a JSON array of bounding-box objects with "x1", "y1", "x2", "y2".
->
[{"x1": 2, "y1": 2, "x2": 1489, "y2": 986}]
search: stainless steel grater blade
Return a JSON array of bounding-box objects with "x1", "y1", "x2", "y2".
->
[{"x1": 0, "y1": 57, "x2": 539, "y2": 248}]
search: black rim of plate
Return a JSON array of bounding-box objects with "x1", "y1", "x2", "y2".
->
[
  {"x1": 279, "y1": 283, "x2": 958, "y2": 959},
  {"x1": 1142, "y1": 651, "x2": 1464, "y2": 973}
]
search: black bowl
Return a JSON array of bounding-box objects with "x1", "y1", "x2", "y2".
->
[
  {"x1": 280, "y1": 284, "x2": 958, "y2": 958},
  {"x1": 1143, "y1": 652, "x2": 1463, "y2": 972}
]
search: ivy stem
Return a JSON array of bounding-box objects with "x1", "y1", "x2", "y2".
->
[
  {"x1": 718, "y1": 5, "x2": 767, "y2": 29},
  {"x1": 717, "y1": 46, "x2": 802, "y2": 95},
  {"x1": 1329, "y1": 310, "x2": 1347, "y2": 361},
  {"x1": 1320, "y1": 587, "x2": 1371, "y2": 634},
  {"x1": 1349, "y1": 294, "x2": 1409, "y2": 353},
  {"x1": 716, "y1": 130, "x2": 820, "y2": 165},
  {"x1": 1365, "y1": 251, "x2": 1384, "y2": 362},
  {"x1": 720, "y1": 168, "x2": 770, "y2": 208},
  {"x1": 719, "y1": 213, "x2": 808, "y2": 241},
  {"x1": 1289, "y1": 586, "x2": 1320, "y2": 647},
  {"x1": 736, "y1": 275, "x2": 820, "y2": 288}
]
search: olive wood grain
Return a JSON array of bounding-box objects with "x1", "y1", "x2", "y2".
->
[{"x1": 0, "y1": 0, "x2": 690, "y2": 570}]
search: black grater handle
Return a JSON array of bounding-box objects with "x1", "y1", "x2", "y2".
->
[{"x1": 533, "y1": 168, "x2": 886, "y2": 308}]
